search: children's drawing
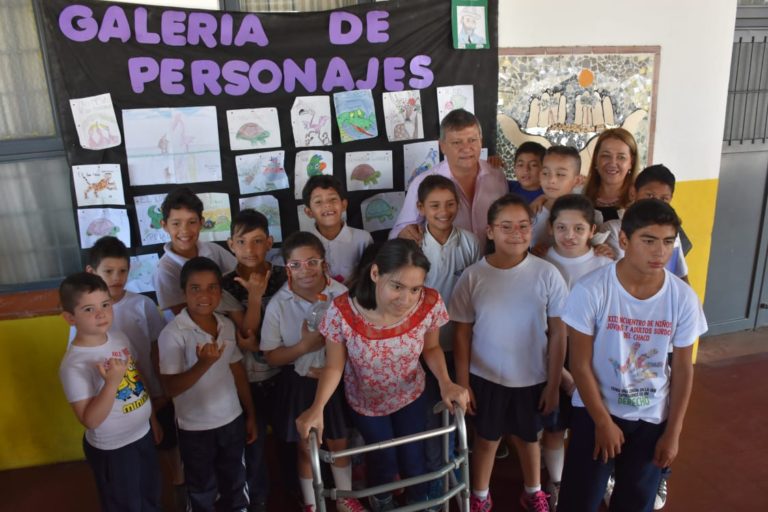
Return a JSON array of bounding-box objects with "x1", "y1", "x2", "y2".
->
[
  {"x1": 480, "y1": 148, "x2": 489, "y2": 161},
  {"x1": 333, "y1": 89, "x2": 378, "y2": 143},
  {"x1": 77, "y1": 208, "x2": 131, "y2": 249},
  {"x1": 227, "y1": 108, "x2": 281, "y2": 151},
  {"x1": 291, "y1": 96, "x2": 332, "y2": 147},
  {"x1": 134, "y1": 194, "x2": 171, "y2": 246},
  {"x1": 72, "y1": 164, "x2": 125, "y2": 206},
  {"x1": 125, "y1": 253, "x2": 160, "y2": 293},
  {"x1": 297, "y1": 204, "x2": 316, "y2": 232},
  {"x1": 235, "y1": 151, "x2": 289, "y2": 194},
  {"x1": 70, "y1": 93, "x2": 121, "y2": 150},
  {"x1": 382, "y1": 90, "x2": 423, "y2": 142},
  {"x1": 239, "y1": 195, "x2": 283, "y2": 242},
  {"x1": 345, "y1": 151, "x2": 393, "y2": 192},
  {"x1": 123, "y1": 106, "x2": 221, "y2": 186},
  {"x1": 294, "y1": 150, "x2": 333, "y2": 199},
  {"x1": 198, "y1": 193, "x2": 232, "y2": 243},
  {"x1": 436, "y1": 84, "x2": 475, "y2": 123},
  {"x1": 360, "y1": 191, "x2": 405, "y2": 232},
  {"x1": 403, "y1": 141, "x2": 440, "y2": 190},
  {"x1": 453, "y1": 5, "x2": 489, "y2": 49}
]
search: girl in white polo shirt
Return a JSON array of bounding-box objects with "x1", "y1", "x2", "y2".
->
[{"x1": 450, "y1": 194, "x2": 568, "y2": 512}]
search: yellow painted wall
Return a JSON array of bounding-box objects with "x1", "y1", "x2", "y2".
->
[{"x1": 0, "y1": 315, "x2": 85, "y2": 470}]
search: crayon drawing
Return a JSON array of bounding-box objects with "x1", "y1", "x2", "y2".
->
[
  {"x1": 345, "y1": 151, "x2": 393, "y2": 192},
  {"x1": 134, "y1": 194, "x2": 171, "y2": 246},
  {"x1": 403, "y1": 141, "x2": 440, "y2": 190},
  {"x1": 291, "y1": 96, "x2": 333, "y2": 147},
  {"x1": 198, "y1": 193, "x2": 232, "y2": 242},
  {"x1": 436, "y1": 84, "x2": 475, "y2": 123},
  {"x1": 383, "y1": 90, "x2": 423, "y2": 142},
  {"x1": 70, "y1": 93, "x2": 121, "y2": 150},
  {"x1": 123, "y1": 106, "x2": 221, "y2": 186},
  {"x1": 227, "y1": 107, "x2": 282, "y2": 151},
  {"x1": 361, "y1": 192, "x2": 405, "y2": 233},
  {"x1": 236, "y1": 151, "x2": 289, "y2": 195},
  {"x1": 239, "y1": 195, "x2": 283, "y2": 242},
  {"x1": 77, "y1": 208, "x2": 131, "y2": 249},
  {"x1": 333, "y1": 89, "x2": 378, "y2": 143},
  {"x1": 72, "y1": 164, "x2": 125, "y2": 206},
  {"x1": 125, "y1": 253, "x2": 160, "y2": 293},
  {"x1": 294, "y1": 150, "x2": 333, "y2": 199}
]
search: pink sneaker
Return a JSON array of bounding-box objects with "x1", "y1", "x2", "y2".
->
[
  {"x1": 520, "y1": 490, "x2": 550, "y2": 512},
  {"x1": 470, "y1": 492, "x2": 492, "y2": 512},
  {"x1": 336, "y1": 496, "x2": 368, "y2": 512}
]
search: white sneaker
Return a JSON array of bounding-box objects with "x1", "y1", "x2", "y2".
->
[
  {"x1": 653, "y1": 477, "x2": 668, "y2": 510},
  {"x1": 603, "y1": 475, "x2": 615, "y2": 507}
]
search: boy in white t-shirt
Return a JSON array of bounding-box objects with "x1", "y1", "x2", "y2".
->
[
  {"x1": 557, "y1": 199, "x2": 707, "y2": 512},
  {"x1": 301, "y1": 175, "x2": 373, "y2": 284},
  {"x1": 153, "y1": 187, "x2": 237, "y2": 318},
  {"x1": 59, "y1": 272, "x2": 160, "y2": 512},
  {"x1": 158, "y1": 257, "x2": 256, "y2": 512}
]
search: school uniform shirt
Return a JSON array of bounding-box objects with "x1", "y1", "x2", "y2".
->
[
  {"x1": 158, "y1": 310, "x2": 243, "y2": 431},
  {"x1": 260, "y1": 279, "x2": 347, "y2": 377},
  {"x1": 421, "y1": 226, "x2": 481, "y2": 350},
  {"x1": 562, "y1": 263, "x2": 708, "y2": 424},
  {"x1": 59, "y1": 332, "x2": 151, "y2": 450},
  {"x1": 544, "y1": 247, "x2": 612, "y2": 290},
  {"x1": 153, "y1": 241, "x2": 237, "y2": 312},
  {"x1": 319, "y1": 288, "x2": 449, "y2": 416},
  {"x1": 449, "y1": 255, "x2": 568, "y2": 388},
  {"x1": 308, "y1": 224, "x2": 373, "y2": 283}
]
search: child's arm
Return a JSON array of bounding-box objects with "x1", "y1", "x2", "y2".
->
[
  {"x1": 295, "y1": 339, "x2": 347, "y2": 442},
  {"x1": 231, "y1": 360, "x2": 258, "y2": 444},
  {"x1": 235, "y1": 270, "x2": 272, "y2": 335},
  {"x1": 540, "y1": 316, "x2": 566, "y2": 415},
  {"x1": 453, "y1": 321, "x2": 475, "y2": 415},
  {"x1": 422, "y1": 326, "x2": 469, "y2": 413},
  {"x1": 653, "y1": 344, "x2": 694, "y2": 468},
  {"x1": 263, "y1": 321, "x2": 324, "y2": 367},
  {"x1": 161, "y1": 342, "x2": 224, "y2": 397},
  {"x1": 569, "y1": 326, "x2": 625, "y2": 463},
  {"x1": 69, "y1": 357, "x2": 127, "y2": 429}
]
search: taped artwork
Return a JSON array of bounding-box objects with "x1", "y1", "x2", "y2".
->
[
  {"x1": 294, "y1": 150, "x2": 333, "y2": 199},
  {"x1": 403, "y1": 141, "x2": 440, "y2": 190},
  {"x1": 77, "y1": 208, "x2": 131, "y2": 249},
  {"x1": 360, "y1": 192, "x2": 405, "y2": 232},
  {"x1": 333, "y1": 89, "x2": 378, "y2": 143},
  {"x1": 198, "y1": 193, "x2": 232, "y2": 242},
  {"x1": 345, "y1": 151, "x2": 393, "y2": 192},
  {"x1": 436, "y1": 84, "x2": 475, "y2": 123},
  {"x1": 70, "y1": 93, "x2": 121, "y2": 150},
  {"x1": 236, "y1": 151, "x2": 289, "y2": 194},
  {"x1": 72, "y1": 164, "x2": 125, "y2": 206},
  {"x1": 382, "y1": 90, "x2": 423, "y2": 142},
  {"x1": 291, "y1": 96, "x2": 333, "y2": 147},
  {"x1": 239, "y1": 194, "x2": 283, "y2": 242},
  {"x1": 134, "y1": 194, "x2": 170, "y2": 246},
  {"x1": 227, "y1": 107, "x2": 281, "y2": 151},
  {"x1": 126, "y1": 254, "x2": 160, "y2": 293}
]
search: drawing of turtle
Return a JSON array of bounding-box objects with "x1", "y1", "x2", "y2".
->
[
  {"x1": 236, "y1": 123, "x2": 271, "y2": 145},
  {"x1": 87, "y1": 218, "x2": 119, "y2": 237},
  {"x1": 351, "y1": 164, "x2": 381, "y2": 186},
  {"x1": 365, "y1": 198, "x2": 397, "y2": 223},
  {"x1": 306, "y1": 154, "x2": 327, "y2": 177},
  {"x1": 147, "y1": 206, "x2": 163, "y2": 229}
]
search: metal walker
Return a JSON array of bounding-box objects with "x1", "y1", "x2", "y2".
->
[{"x1": 308, "y1": 402, "x2": 470, "y2": 512}]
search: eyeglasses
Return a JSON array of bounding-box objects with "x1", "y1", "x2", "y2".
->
[
  {"x1": 491, "y1": 221, "x2": 532, "y2": 234},
  {"x1": 286, "y1": 258, "x2": 324, "y2": 271}
]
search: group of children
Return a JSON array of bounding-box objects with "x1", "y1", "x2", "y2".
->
[{"x1": 59, "y1": 132, "x2": 706, "y2": 512}]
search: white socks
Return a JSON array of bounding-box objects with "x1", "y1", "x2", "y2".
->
[
  {"x1": 543, "y1": 446, "x2": 565, "y2": 484},
  {"x1": 472, "y1": 488, "x2": 489, "y2": 500},
  {"x1": 331, "y1": 463, "x2": 353, "y2": 491},
  {"x1": 300, "y1": 477, "x2": 316, "y2": 507},
  {"x1": 525, "y1": 484, "x2": 542, "y2": 494}
]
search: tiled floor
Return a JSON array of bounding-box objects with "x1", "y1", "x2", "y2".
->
[{"x1": 1, "y1": 329, "x2": 766, "y2": 511}]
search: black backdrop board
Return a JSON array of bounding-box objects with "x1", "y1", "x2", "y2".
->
[{"x1": 38, "y1": 0, "x2": 498, "y2": 264}]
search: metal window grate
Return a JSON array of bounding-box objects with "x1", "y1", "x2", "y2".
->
[{"x1": 724, "y1": 33, "x2": 768, "y2": 144}]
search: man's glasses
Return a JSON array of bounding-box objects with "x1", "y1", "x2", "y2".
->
[{"x1": 286, "y1": 258, "x2": 324, "y2": 271}]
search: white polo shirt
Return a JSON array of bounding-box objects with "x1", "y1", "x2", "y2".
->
[
  {"x1": 158, "y1": 310, "x2": 243, "y2": 431},
  {"x1": 308, "y1": 224, "x2": 373, "y2": 284}
]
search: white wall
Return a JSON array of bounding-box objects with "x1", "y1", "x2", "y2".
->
[{"x1": 498, "y1": 0, "x2": 737, "y2": 182}]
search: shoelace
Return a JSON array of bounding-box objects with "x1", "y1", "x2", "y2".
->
[
  {"x1": 526, "y1": 491, "x2": 550, "y2": 512},
  {"x1": 338, "y1": 497, "x2": 367, "y2": 512}
]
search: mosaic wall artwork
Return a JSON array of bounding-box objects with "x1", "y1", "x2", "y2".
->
[{"x1": 497, "y1": 48, "x2": 658, "y2": 178}]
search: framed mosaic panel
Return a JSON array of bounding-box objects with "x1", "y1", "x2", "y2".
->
[{"x1": 497, "y1": 46, "x2": 660, "y2": 177}]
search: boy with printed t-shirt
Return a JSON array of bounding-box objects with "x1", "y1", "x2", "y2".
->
[
  {"x1": 153, "y1": 187, "x2": 237, "y2": 318},
  {"x1": 59, "y1": 272, "x2": 161, "y2": 512},
  {"x1": 557, "y1": 199, "x2": 707, "y2": 512},
  {"x1": 301, "y1": 175, "x2": 372, "y2": 284}
]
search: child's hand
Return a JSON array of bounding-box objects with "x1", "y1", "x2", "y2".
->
[
  {"x1": 245, "y1": 414, "x2": 258, "y2": 444},
  {"x1": 196, "y1": 341, "x2": 225, "y2": 366},
  {"x1": 560, "y1": 370, "x2": 576, "y2": 396},
  {"x1": 593, "y1": 243, "x2": 616, "y2": 259},
  {"x1": 653, "y1": 430, "x2": 679, "y2": 468},
  {"x1": 300, "y1": 321, "x2": 325, "y2": 354},
  {"x1": 97, "y1": 357, "x2": 127, "y2": 385},
  {"x1": 150, "y1": 414, "x2": 164, "y2": 445},
  {"x1": 539, "y1": 382, "x2": 560, "y2": 415},
  {"x1": 529, "y1": 194, "x2": 547, "y2": 214},
  {"x1": 593, "y1": 418, "x2": 625, "y2": 463},
  {"x1": 235, "y1": 269, "x2": 271, "y2": 299},
  {"x1": 307, "y1": 366, "x2": 324, "y2": 379},
  {"x1": 236, "y1": 328, "x2": 259, "y2": 352},
  {"x1": 487, "y1": 155, "x2": 505, "y2": 169},
  {"x1": 397, "y1": 224, "x2": 424, "y2": 244},
  {"x1": 530, "y1": 243, "x2": 549, "y2": 257}
]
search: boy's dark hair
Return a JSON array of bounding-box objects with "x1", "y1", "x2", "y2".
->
[
  {"x1": 417, "y1": 175, "x2": 458, "y2": 204},
  {"x1": 634, "y1": 164, "x2": 676, "y2": 194},
  {"x1": 439, "y1": 108, "x2": 482, "y2": 140},
  {"x1": 88, "y1": 236, "x2": 130, "y2": 269},
  {"x1": 302, "y1": 175, "x2": 346, "y2": 206},
  {"x1": 621, "y1": 199, "x2": 681, "y2": 239},
  {"x1": 545, "y1": 145, "x2": 582, "y2": 173},
  {"x1": 59, "y1": 272, "x2": 109, "y2": 314},
  {"x1": 281, "y1": 231, "x2": 326, "y2": 262},
  {"x1": 550, "y1": 194, "x2": 597, "y2": 226},
  {"x1": 161, "y1": 187, "x2": 204, "y2": 221},
  {"x1": 514, "y1": 141, "x2": 546, "y2": 162},
  {"x1": 231, "y1": 209, "x2": 270, "y2": 237},
  {"x1": 352, "y1": 239, "x2": 431, "y2": 310},
  {"x1": 180, "y1": 257, "x2": 222, "y2": 290},
  {"x1": 485, "y1": 193, "x2": 534, "y2": 255}
]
